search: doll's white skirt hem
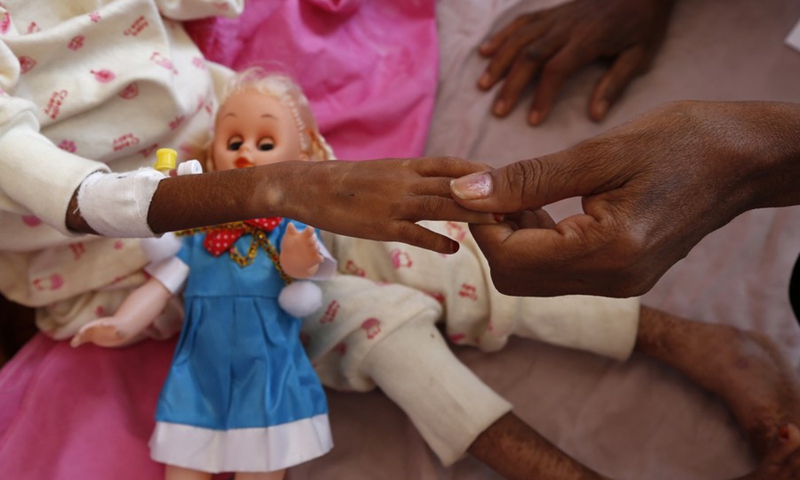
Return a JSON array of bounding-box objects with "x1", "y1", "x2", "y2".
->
[{"x1": 149, "y1": 414, "x2": 333, "y2": 473}]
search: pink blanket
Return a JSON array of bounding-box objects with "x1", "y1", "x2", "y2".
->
[
  {"x1": 0, "y1": 1, "x2": 437, "y2": 478},
  {"x1": 184, "y1": 0, "x2": 438, "y2": 161}
]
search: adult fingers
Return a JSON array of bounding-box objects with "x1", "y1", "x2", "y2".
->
[
  {"x1": 478, "y1": 13, "x2": 540, "y2": 57},
  {"x1": 589, "y1": 46, "x2": 649, "y2": 121},
  {"x1": 492, "y1": 34, "x2": 563, "y2": 117},
  {"x1": 468, "y1": 214, "x2": 650, "y2": 297},
  {"x1": 450, "y1": 153, "x2": 583, "y2": 213},
  {"x1": 466, "y1": 223, "x2": 590, "y2": 296},
  {"x1": 528, "y1": 46, "x2": 588, "y2": 125},
  {"x1": 479, "y1": 21, "x2": 550, "y2": 91}
]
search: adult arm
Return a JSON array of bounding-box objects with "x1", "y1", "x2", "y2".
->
[
  {"x1": 451, "y1": 101, "x2": 800, "y2": 297},
  {"x1": 478, "y1": 0, "x2": 676, "y2": 125}
]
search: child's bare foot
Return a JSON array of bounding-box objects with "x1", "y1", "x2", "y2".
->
[
  {"x1": 637, "y1": 307, "x2": 800, "y2": 475},
  {"x1": 70, "y1": 319, "x2": 139, "y2": 348}
]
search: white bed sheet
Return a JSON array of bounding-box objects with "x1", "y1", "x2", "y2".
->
[{"x1": 291, "y1": 1, "x2": 800, "y2": 478}]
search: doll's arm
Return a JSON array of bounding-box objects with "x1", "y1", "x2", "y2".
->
[
  {"x1": 70, "y1": 243, "x2": 188, "y2": 348},
  {"x1": 70, "y1": 276, "x2": 175, "y2": 348},
  {"x1": 280, "y1": 223, "x2": 323, "y2": 279}
]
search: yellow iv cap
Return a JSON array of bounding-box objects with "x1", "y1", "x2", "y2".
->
[{"x1": 155, "y1": 148, "x2": 178, "y2": 173}]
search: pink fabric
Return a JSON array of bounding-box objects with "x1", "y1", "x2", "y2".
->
[
  {"x1": 0, "y1": 1, "x2": 437, "y2": 478},
  {"x1": 0, "y1": 336, "x2": 171, "y2": 479},
  {"x1": 184, "y1": 0, "x2": 438, "y2": 161}
]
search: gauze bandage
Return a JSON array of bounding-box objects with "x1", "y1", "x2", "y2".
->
[{"x1": 77, "y1": 168, "x2": 164, "y2": 237}]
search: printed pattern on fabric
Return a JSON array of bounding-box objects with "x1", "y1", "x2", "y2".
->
[{"x1": 0, "y1": 0, "x2": 242, "y2": 336}]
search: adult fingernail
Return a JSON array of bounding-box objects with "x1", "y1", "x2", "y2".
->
[
  {"x1": 479, "y1": 73, "x2": 491, "y2": 88},
  {"x1": 451, "y1": 173, "x2": 493, "y2": 200},
  {"x1": 595, "y1": 99, "x2": 609, "y2": 119},
  {"x1": 528, "y1": 111, "x2": 540, "y2": 125},
  {"x1": 493, "y1": 100, "x2": 507, "y2": 116}
]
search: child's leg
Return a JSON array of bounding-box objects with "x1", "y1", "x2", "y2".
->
[
  {"x1": 360, "y1": 317, "x2": 611, "y2": 480},
  {"x1": 469, "y1": 413, "x2": 611, "y2": 480},
  {"x1": 636, "y1": 306, "x2": 800, "y2": 476},
  {"x1": 308, "y1": 276, "x2": 513, "y2": 468}
]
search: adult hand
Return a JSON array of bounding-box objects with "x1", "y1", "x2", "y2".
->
[
  {"x1": 478, "y1": 0, "x2": 675, "y2": 125},
  {"x1": 450, "y1": 101, "x2": 800, "y2": 297},
  {"x1": 148, "y1": 157, "x2": 496, "y2": 255}
]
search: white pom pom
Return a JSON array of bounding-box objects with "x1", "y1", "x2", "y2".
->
[{"x1": 278, "y1": 281, "x2": 323, "y2": 318}]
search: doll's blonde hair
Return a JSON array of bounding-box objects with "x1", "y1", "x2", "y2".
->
[{"x1": 207, "y1": 67, "x2": 335, "y2": 171}]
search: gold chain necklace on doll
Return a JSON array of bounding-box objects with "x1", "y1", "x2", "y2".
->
[{"x1": 175, "y1": 219, "x2": 293, "y2": 285}]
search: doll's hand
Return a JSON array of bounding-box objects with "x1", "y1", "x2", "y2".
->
[
  {"x1": 478, "y1": 0, "x2": 675, "y2": 125},
  {"x1": 70, "y1": 318, "x2": 144, "y2": 348},
  {"x1": 280, "y1": 223, "x2": 324, "y2": 279}
]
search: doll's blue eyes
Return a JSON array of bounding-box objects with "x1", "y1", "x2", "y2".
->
[{"x1": 228, "y1": 141, "x2": 243, "y2": 151}]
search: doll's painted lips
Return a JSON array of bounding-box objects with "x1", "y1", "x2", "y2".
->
[{"x1": 234, "y1": 158, "x2": 253, "y2": 169}]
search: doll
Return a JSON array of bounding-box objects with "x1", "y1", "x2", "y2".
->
[{"x1": 74, "y1": 70, "x2": 336, "y2": 480}]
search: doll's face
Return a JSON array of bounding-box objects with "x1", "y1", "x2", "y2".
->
[{"x1": 212, "y1": 88, "x2": 305, "y2": 171}]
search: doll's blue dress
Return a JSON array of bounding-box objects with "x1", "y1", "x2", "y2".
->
[{"x1": 149, "y1": 219, "x2": 332, "y2": 473}]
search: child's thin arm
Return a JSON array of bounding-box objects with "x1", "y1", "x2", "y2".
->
[
  {"x1": 67, "y1": 158, "x2": 496, "y2": 254},
  {"x1": 146, "y1": 159, "x2": 497, "y2": 246}
]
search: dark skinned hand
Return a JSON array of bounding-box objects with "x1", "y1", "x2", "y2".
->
[
  {"x1": 451, "y1": 101, "x2": 800, "y2": 297},
  {"x1": 478, "y1": 0, "x2": 676, "y2": 125}
]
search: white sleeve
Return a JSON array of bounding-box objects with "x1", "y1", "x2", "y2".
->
[
  {"x1": 142, "y1": 233, "x2": 189, "y2": 294},
  {"x1": 0, "y1": 38, "x2": 109, "y2": 234},
  {"x1": 308, "y1": 240, "x2": 337, "y2": 281}
]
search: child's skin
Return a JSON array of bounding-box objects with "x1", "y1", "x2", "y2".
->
[
  {"x1": 73, "y1": 75, "x2": 800, "y2": 480},
  {"x1": 469, "y1": 307, "x2": 800, "y2": 479}
]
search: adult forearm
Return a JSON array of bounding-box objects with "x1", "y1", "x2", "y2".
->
[{"x1": 733, "y1": 101, "x2": 800, "y2": 211}]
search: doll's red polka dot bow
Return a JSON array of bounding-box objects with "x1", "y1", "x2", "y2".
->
[{"x1": 203, "y1": 217, "x2": 283, "y2": 257}]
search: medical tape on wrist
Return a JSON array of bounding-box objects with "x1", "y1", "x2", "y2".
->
[{"x1": 77, "y1": 169, "x2": 164, "y2": 237}]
